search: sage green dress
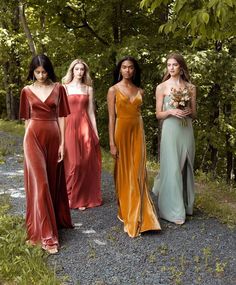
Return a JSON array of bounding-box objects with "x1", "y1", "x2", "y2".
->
[{"x1": 152, "y1": 94, "x2": 195, "y2": 223}]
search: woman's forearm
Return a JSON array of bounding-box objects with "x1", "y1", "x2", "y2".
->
[{"x1": 58, "y1": 117, "x2": 65, "y2": 145}]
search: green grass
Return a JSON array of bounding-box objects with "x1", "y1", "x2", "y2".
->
[
  {"x1": 101, "y1": 148, "x2": 114, "y2": 173},
  {"x1": 195, "y1": 171, "x2": 236, "y2": 228},
  {"x1": 0, "y1": 195, "x2": 61, "y2": 285},
  {"x1": 0, "y1": 120, "x2": 24, "y2": 163},
  {"x1": 0, "y1": 135, "x2": 20, "y2": 164},
  {"x1": 0, "y1": 119, "x2": 25, "y2": 136}
]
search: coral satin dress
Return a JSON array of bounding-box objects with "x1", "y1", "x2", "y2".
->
[
  {"x1": 114, "y1": 88, "x2": 161, "y2": 237},
  {"x1": 64, "y1": 92, "x2": 102, "y2": 209},
  {"x1": 19, "y1": 83, "x2": 73, "y2": 249}
]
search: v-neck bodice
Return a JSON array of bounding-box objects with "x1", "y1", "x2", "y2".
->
[
  {"x1": 27, "y1": 84, "x2": 56, "y2": 104},
  {"x1": 115, "y1": 89, "x2": 142, "y2": 119},
  {"x1": 19, "y1": 83, "x2": 70, "y2": 121}
]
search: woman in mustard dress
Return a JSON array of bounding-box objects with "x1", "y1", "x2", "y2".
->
[{"x1": 107, "y1": 56, "x2": 161, "y2": 238}]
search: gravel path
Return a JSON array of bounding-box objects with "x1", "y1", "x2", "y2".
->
[{"x1": 0, "y1": 131, "x2": 236, "y2": 285}]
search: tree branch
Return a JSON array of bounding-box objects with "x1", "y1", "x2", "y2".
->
[{"x1": 60, "y1": 5, "x2": 110, "y2": 47}]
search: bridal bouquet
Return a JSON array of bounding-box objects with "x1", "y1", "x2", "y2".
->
[{"x1": 169, "y1": 87, "x2": 191, "y2": 126}]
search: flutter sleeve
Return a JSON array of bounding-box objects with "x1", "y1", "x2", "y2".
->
[
  {"x1": 19, "y1": 88, "x2": 30, "y2": 120},
  {"x1": 58, "y1": 84, "x2": 70, "y2": 117}
]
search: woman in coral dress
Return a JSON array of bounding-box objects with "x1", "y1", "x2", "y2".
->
[
  {"x1": 107, "y1": 56, "x2": 161, "y2": 238},
  {"x1": 19, "y1": 54, "x2": 73, "y2": 254},
  {"x1": 62, "y1": 59, "x2": 102, "y2": 210},
  {"x1": 152, "y1": 52, "x2": 196, "y2": 225}
]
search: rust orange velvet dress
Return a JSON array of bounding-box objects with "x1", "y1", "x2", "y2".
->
[
  {"x1": 64, "y1": 92, "x2": 102, "y2": 209},
  {"x1": 19, "y1": 83, "x2": 73, "y2": 249},
  {"x1": 114, "y1": 89, "x2": 161, "y2": 237}
]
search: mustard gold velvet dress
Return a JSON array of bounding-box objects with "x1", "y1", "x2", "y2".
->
[{"x1": 114, "y1": 88, "x2": 161, "y2": 237}]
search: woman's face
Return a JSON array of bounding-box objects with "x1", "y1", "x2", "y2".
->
[
  {"x1": 73, "y1": 63, "x2": 85, "y2": 80},
  {"x1": 33, "y1": 66, "x2": 48, "y2": 83},
  {"x1": 167, "y1": 58, "x2": 181, "y2": 77},
  {"x1": 120, "y1": 60, "x2": 135, "y2": 79}
]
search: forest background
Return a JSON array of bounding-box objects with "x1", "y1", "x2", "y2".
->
[{"x1": 0, "y1": 0, "x2": 236, "y2": 183}]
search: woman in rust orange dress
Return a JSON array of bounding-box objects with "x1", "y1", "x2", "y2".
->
[
  {"x1": 19, "y1": 54, "x2": 73, "y2": 254},
  {"x1": 62, "y1": 59, "x2": 102, "y2": 210},
  {"x1": 107, "y1": 56, "x2": 161, "y2": 238}
]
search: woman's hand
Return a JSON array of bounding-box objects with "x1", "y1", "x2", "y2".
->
[
  {"x1": 168, "y1": 108, "x2": 192, "y2": 118},
  {"x1": 182, "y1": 107, "x2": 193, "y2": 117},
  {"x1": 58, "y1": 144, "x2": 64, "y2": 162},
  {"x1": 110, "y1": 144, "x2": 118, "y2": 159}
]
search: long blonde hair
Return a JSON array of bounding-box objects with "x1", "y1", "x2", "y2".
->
[
  {"x1": 62, "y1": 59, "x2": 92, "y2": 86},
  {"x1": 162, "y1": 52, "x2": 190, "y2": 83}
]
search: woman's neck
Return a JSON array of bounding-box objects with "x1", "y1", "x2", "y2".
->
[
  {"x1": 34, "y1": 80, "x2": 51, "y2": 87},
  {"x1": 70, "y1": 79, "x2": 83, "y2": 86},
  {"x1": 120, "y1": 78, "x2": 133, "y2": 87},
  {"x1": 168, "y1": 76, "x2": 183, "y2": 86}
]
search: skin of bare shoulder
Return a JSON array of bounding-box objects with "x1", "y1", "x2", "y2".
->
[
  {"x1": 109, "y1": 85, "x2": 117, "y2": 93},
  {"x1": 139, "y1": 88, "x2": 144, "y2": 96},
  {"x1": 187, "y1": 83, "x2": 196, "y2": 93},
  {"x1": 156, "y1": 82, "x2": 166, "y2": 97}
]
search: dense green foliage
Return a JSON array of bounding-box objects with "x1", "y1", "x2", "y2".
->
[{"x1": 0, "y1": 0, "x2": 235, "y2": 182}]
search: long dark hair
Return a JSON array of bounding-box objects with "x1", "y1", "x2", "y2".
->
[
  {"x1": 27, "y1": 54, "x2": 57, "y2": 82},
  {"x1": 113, "y1": 56, "x2": 141, "y2": 87},
  {"x1": 162, "y1": 52, "x2": 190, "y2": 83}
]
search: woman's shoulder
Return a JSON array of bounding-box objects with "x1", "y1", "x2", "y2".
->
[
  {"x1": 108, "y1": 85, "x2": 117, "y2": 94},
  {"x1": 138, "y1": 88, "x2": 144, "y2": 96},
  {"x1": 57, "y1": 82, "x2": 68, "y2": 91},
  {"x1": 186, "y1": 82, "x2": 196, "y2": 89},
  {"x1": 56, "y1": 82, "x2": 63, "y2": 87},
  {"x1": 87, "y1": 85, "x2": 93, "y2": 92},
  {"x1": 21, "y1": 85, "x2": 32, "y2": 96},
  {"x1": 156, "y1": 81, "x2": 167, "y2": 92},
  {"x1": 186, "y1": 82, "x2": 196, "y2": 94},
  {"x1": 21, "y1": 85, "x2": 30, "y2": 91}
]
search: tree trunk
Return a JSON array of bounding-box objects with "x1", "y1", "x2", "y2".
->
[
  {"x1": 234, "y1": 157, "x2": 236, "y2": 183},
  {"x1": 3, "y1": 62, "x2": 11, "y2": 119},
  {"x1": 19, "y1": 1, "x2": 37, "y2": 56},
  {"x1": 1, "y1": 1, "x2": 22, "y2": 119},
  {"x1": 208, "y1": 83, "x2": 220, "y2": 176},
  {"x1": 112, "y1": 1, "x2": 122, "y2": 44},
  {"x1": 40, "y1": 11, "x2": 47, "y2": 53},
  {"x1": 224, "y1": 103, "x2": 233, "y2": 183},
  {"x1": 226, "y1": 134, "x2": 233, "y2": 183}
]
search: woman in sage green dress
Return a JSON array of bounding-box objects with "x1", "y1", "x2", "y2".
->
[{"x1": 152, "y1": 52, "x2": 197, "y2": 225}]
